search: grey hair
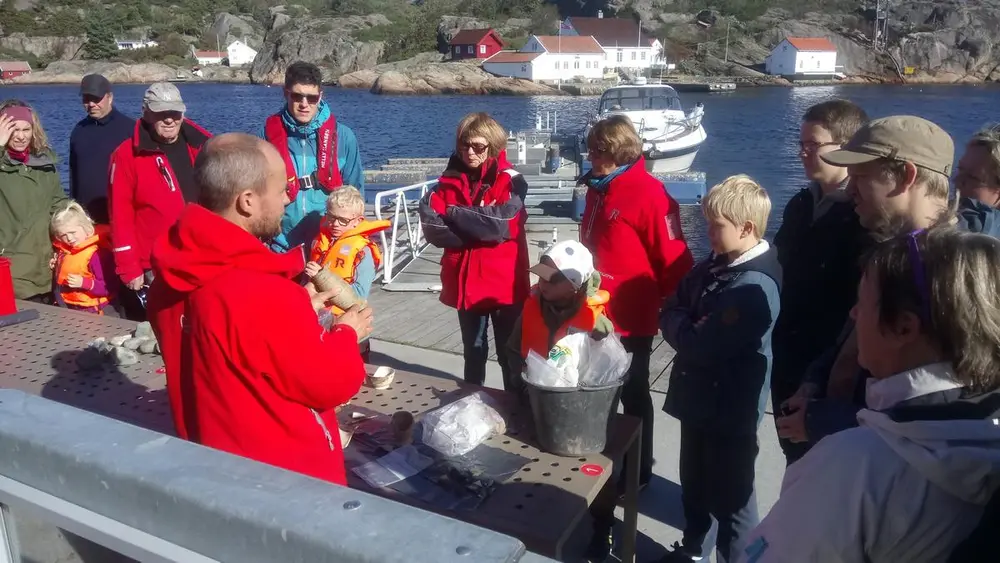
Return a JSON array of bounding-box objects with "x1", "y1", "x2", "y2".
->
[
  {"x1": 865, "y1": 227, "x2": 1000, "y2": 392},
  {"x1": 195, "y1": 133, "x2": 271, "y2": 213},
  {"x1": 969, "y1": 123, "x2": 1000, "y2": 186}
]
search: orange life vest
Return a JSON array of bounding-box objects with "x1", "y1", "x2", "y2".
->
[
  {"x1": 310, "y1": 218, "x2": 391, "y2": 314},
  {"x1": 54, "y1": 227, "x2": 112, "y2": 310},
  {"x1": 520, "y1": 288, "x2": 610, "y2": 359}
]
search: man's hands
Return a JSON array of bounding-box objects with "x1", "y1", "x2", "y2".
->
[
  {"x1": 304, "y1": 261, "x2": 322, "y2": 278},
  {"x1": 309, "y1": 285, "x2": 343, "y2": 313},
  {"x1": 775, "y1": 383, "x2": 818, "y2": 444},
  {"x1": 126, "y1": 275, "x2": 144, "y2": 291},
  {"x1": 336, "y1": 304, "x2": 374, "y2": 340}
]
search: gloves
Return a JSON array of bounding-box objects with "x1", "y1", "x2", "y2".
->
[
  {"x1": 585, "y1": 270, "x2": 602, "y2": 297},
  {"x1": 591, "y1": 314, "x2": 614, "y2": 341}
]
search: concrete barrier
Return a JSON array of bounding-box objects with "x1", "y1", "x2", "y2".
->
[{"x1": 0, "y1": 390, "x2": 552, "y2": 563}]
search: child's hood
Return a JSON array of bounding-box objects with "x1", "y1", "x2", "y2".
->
[{"x1": 151, "y1": 204, "x2": 305, "y2": 294}]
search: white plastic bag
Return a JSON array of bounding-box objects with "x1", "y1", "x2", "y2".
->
[
  {"x1": 579, "y1": 333, "x2": 632, "y2": 387},
  {"x1": 523, "y1": 331, "x2": 591, "y2": 388},
  {"x1": 421, "y1": 392, "x2": 506, "y2": 457}
]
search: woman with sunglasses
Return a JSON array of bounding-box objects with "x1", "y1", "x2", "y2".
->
[
  {"x1": 419, "y1": 112, "x2": 529, "y2": 391},
  {"x1": 0, "y1": 100, "x2": 68, "y2": 301},
  {"x1": 740, "y1": 227, "x2": 1000, "y2": 563}
]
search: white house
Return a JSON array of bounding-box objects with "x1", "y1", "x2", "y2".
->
[
  {"x1": 562, "y1": 13, "x2": 662, "y2": 71},
  {"x1": 482, "y1": 35, "x2": 605, "y2": 82},
  {"x1": 116, "y1": 39, "x2": 158, "y2": 50},
  {"x1": 765, "y1": 37, "x2": 838, "y2": 77},
  {"x1": 226, "y1": 40, "x2": 258, "y2": 67},
  {"x1": 193, "y1": 49, "x2": 226, "y2": 66}
]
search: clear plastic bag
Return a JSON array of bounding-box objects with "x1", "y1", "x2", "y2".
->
[
  {"x1": 579, "y1": 333, "x2": 632, "y2": 387},
  {"x1": 421, "y1": 392, "x2": 507, "y2": 457},
  {"x1": 523, "y1": 331, "x2": 590, "y2": 388}
]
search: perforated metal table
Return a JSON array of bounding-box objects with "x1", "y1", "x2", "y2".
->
[{"x1": 1, "y1": 302, "x2": 641, "y2": 562}]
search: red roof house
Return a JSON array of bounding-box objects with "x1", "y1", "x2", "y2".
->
[
  {"x1": 786, "y1": 37, "x2": 838, "y2": 51},
  {"x1": 0, "y1": 61, "x2": 31, "y2": 80},
  {"x1": 449, "y1": 28, "x2": 504, "y2": 60}
]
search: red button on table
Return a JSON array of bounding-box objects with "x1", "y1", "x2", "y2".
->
[{"x1": 580, "y1": 464, "x2": 603, "y2": 476}]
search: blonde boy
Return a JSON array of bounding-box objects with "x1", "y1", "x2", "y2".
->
[
  {"x1": 657, "y1": 175, "x2": 782, "y2": 563},
  {"x1": 50, "y1": 201, "x2": 118, "y2": 314},
  {"x1": 304, "y1": 186, "x2": 390, "y2": 305}
]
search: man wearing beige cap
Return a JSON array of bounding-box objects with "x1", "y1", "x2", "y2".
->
[
  {"x1": 775, "y1": 115, "x2": 1000, "y2": 453},
  {"x1": 107, "y1": 82, "x2": 212, "y2": 320}
]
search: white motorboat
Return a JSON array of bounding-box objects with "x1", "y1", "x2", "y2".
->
[{"x1": 585, "y1": 78, "x2": 707, "y2": 174}]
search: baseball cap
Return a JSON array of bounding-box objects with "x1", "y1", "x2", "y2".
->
[
  {"x1": 143, "y1": 82, "x2": 187, "y2": 113},
  {"x1": 80, "y1": 74, "x2": 111, "y2": 98},
  {"x1": 529, "y1": 240, "x2": 595, "y2": 289},
  {"x1": 821, "y1": 115, "x2": 955, "y2": 177}
]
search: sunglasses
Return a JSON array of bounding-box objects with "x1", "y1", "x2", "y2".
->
[
  {"x1": 288, "y1": 92, "x2": 321, "y2": 105},
  {"x1": 82, "y1": 94, "x2": 105, "y2": 104},
  {"x1": 460, "y1": 141, "x2": 490, "y2": 154},
  {"x1": 907, "y1": 229, "x2": 932, "y2": 323}
]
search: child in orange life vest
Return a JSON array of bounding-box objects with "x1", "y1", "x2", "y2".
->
[
  {"x1": 304, "y1": 185, "x2": 390, "y2": 313},
  {"x1": 50, "y1": 201, "x2": 118, "y2": 315},
  {"x1": 505, "y1": 239, "x2": 618, "y2": 561}
]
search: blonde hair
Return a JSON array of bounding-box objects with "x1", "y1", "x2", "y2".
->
[
  {"x1": 865, "y1": 227, "x2": 1000, "y2": 392},
  {"x1": 455, "y1": 112, "x2": 507, "y2": 158},
  {"x1": 51, "y1": 201, "x2": 95, "y2": 235},
  {"x1": 587, "y1": 115, "x2": 642, "y2": 166},
  {"x1": 702, "y1": 175, "x2": 771, "y2": 238},
  {"x1": 0, "y1": 99, "x2": 50, "y2": 156},
  {"x1": 326, "y1": 185, "x2": 365, "y2": 217}
]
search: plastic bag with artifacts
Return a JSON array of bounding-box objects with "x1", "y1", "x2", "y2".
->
[{"x1": 421, "y1": 392, "x2": 507, "y2": 457}]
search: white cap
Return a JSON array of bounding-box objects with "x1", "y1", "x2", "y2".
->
[{"x1": 530, "y1": 240, "x2": 595, "y2": 289}]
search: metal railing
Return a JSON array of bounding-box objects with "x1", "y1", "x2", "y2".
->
[
  {"x1": 374, "y1": 180, "x2": 436, "y2": 286},
  {"x1": 0, "y1": 389, "x2": 551, "y2": 563}
]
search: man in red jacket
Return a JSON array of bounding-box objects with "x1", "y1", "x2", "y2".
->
[
  {"x1": 581, "y1": 115, "x2": 694, "y2": 491},
  {"x1": 147, "y1": 132, "x2": 373, "y2": 485},
  {"x1": 108, "y1": 82, "x2": 211, "y2": 320}
]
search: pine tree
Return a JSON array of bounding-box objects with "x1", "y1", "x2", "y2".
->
[{"x1": 84, "y1": 12, "x2": 119, "y2": 61}]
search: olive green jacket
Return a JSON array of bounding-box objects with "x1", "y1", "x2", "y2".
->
[{"x1": 0, "y1": 149, "x2": 68, "y2": 299}]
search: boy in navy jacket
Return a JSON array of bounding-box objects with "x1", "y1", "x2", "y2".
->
[{"x1": 659, "y1": 175, "x2": 782, "y2": 563}]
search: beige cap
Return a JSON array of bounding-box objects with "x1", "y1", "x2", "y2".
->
[
  {"x1": 143, "y1": 82, "x2": 186, "y2": 113},
  {"x1": 821, "y1": 115, "x2": 955, "y2": 177}
]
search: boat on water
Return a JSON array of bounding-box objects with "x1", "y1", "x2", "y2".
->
[{"x1": 585, "y1": 77, "x2": 707, "y2": 174}]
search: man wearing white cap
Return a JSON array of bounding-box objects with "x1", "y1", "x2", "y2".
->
[{"x1": 108, "y1": 82, "x2": 212, "y2": 320}]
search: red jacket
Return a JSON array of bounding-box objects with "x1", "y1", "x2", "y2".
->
[
  {"x1": 147, "y1": 204, "x2": 365, "y2": 485},
  {"x1": 418, "y1": 151, "x2": 530, "y2": 311},
  {"x1": 580, "y1": 157, "x2": 694, "y2": 336},
  {"x1": 108, "y1": 120, "x2": 211, "y2": 284}
]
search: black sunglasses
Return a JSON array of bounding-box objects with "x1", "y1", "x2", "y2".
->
[
  {"x1": 460, "y1": 141, "x2": 489, "y2": 154},
  {"x1": 288, "y1": 92, "x2": 321, "y2": 105}
]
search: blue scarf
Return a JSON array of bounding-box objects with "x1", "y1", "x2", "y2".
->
[
  {"x1": 583, "y1": 163, "x2": 632, "y2": 193},
  {"x1": 280, "y1": 100, "x2": 331, "y2": 138}
]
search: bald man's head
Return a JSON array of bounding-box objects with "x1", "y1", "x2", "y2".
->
[{"x1": 195, "y1": 133, "x2": 289, "y2": 239}]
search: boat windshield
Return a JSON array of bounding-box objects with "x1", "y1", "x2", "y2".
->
[{"x1": 599, "y1": 87, "x2": 683, "y2": 112}]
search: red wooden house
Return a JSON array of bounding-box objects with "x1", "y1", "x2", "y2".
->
[
  {"x1": 449, "y1": 28, "x2": 504, "y2": 60},
  {"x1": 0, "y1": 61, "x2": 31, "y2": 80}
]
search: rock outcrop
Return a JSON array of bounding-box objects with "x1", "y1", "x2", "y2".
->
[
  {"x1": 0, "y1": 33, "x2": 84, "y2": 61},
  {"x1": 207, "y1": 12, "x2": 263, "y2": 49},
  {"x1": 2, "y1": 60, "x2": 247, "y2": 84},
  {"x1": 340, "y1": 57, "x2": 563, "y2": 95},
  {"x1": 249, "y1": 14, "x2": 389, "y2": 84}
]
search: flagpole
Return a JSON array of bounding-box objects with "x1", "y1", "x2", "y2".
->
[{"x1": 558, "y1": 19, "x2": 562, "y2": 91}]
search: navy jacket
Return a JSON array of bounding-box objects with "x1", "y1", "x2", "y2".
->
[
  {"x1": 801, "y1": 197, "x2": 1000, "y2": 445},
  {"x1": 661, "y1": 243, "x2": 783, "y2": 434},
  {"x1": 69, "y1": 108, "x2": 135, "y2": 221}
]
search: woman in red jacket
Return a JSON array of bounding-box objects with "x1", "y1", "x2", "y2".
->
[
  {"x1": 581, "y1": 115, "x2": 695, "y2": 490},
  {"x1": 419, "y1": 113, "x2": 529, "y2": 390}
]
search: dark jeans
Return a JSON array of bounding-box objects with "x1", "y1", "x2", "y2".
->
[
  {"x1": 678, "y1": 425, "x2": 760, "y2": 563},
  {"x1": 457, "y1": 304, "x2": 521, "y2": 390},
  {"x1": 620, "y1": 335, "x2": 654, "y2": 484},
  {"x1": 770, "y1": 376, "x2": 812, "y2": 465}
]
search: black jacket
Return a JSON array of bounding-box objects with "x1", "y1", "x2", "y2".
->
[{"x1": 770, "y1": 186, "x2": 870, "y2": 394}]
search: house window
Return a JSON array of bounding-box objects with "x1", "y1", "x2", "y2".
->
[
  {"x1": 617, "y1": 50, "x2": 623, "y2": 62},
  {"x1": 641, "y1": 51, "x2": 646, "y2": 60},
  {"x1": 574, "y1": 60, "x2": 580, "y2": 69},
  {"x1": 555, "y1": 61, "x2": 559, "y2": 70},
  {"x1": 454, "y1": 46, "x2": 460, "y2": 54},
  {"x1": 631, "y1": 51, "x2": 636, "y2": 60},
  {"x1": 563, "y1": 61, "x2": 568, "y2": 69},
  {"x1": 480, "y1": 44, "x2": 487, "y2": 54},
  {"x1": 521, "y1": 64, "x2": 527, "y2": 72},
  {"x1": 468, "y1": 46, "x2": 474, "y2": 54},
  {"x1": 783, "y1": 45, "x2": 788, "y2": 52}
]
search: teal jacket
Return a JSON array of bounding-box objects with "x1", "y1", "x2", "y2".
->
[{"x1": 257, "y1": 101, "x2": 365, "y2": 252}]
